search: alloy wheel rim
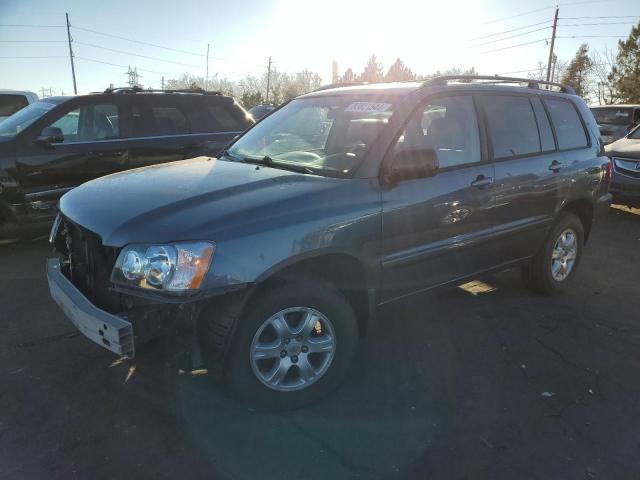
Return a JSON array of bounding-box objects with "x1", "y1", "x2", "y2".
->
[
  {"x1": 551, "y1": 228, "x2": 578, "y2": 281},
  {"x1": 249, "y1": 307, "x2": 336, "y2": 392}
]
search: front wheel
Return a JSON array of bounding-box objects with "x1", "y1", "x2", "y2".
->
[
  {"x1": 522, "y1": 212, "x2": 584, "y2": 295},
  {"x1": 225, "y1": 279, "x2": 358, "y2": 410}
]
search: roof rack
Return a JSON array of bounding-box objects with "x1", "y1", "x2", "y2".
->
[
  {"x1": 102, "y1": 86, "x2": 222, "y2": 95},
  {"x1": 313, "y1": 81, "x2": 370, "y2": 92},
  {"x1": 424, "y1": 75, "x2": 576, "y2": 94}
]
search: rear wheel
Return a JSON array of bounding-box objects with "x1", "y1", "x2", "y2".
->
[
  {"x1": 225, "y1": 279, "x2": 358, "y2": 410},
  {"x1": 522, "y1": 212, "x2": 584, "y2": 295}
]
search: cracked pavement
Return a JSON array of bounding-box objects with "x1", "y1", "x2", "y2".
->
[{"x1": 1, "y1": 205, "x2": 639, "y2": 479}]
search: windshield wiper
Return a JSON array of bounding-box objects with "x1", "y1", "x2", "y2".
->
[{"x1": 242, "y1": 155, "x2": 316, "y2": 175}]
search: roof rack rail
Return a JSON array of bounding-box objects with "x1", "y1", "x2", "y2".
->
[
  {"x1": 424, "y1": 75, "x2": 576, "y2": 94},
  {"x1": 102, "y1": 86, "x2": 222, "y2": 95},
  {"x1": 313, "y1": 81, "x2": 370, "y2": 92}
]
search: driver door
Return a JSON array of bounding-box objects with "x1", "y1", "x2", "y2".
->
[
  {"x1": 380, "y1": 94, "x2": 496, "y2": 302},
  {"x1": 16, "y1": 100, "x2": 128, "y2": 190}
]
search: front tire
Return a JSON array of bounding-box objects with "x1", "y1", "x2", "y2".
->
[
  {"x1": 522, "y1": 212, "x2": 584, "y2": 295},
  {"x1": 226, "y1": 278, "x2": 358, "y2": 410}
]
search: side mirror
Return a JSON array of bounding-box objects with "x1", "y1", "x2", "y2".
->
[
  {"x1": 389, "y1": 148, "x2": 439, "y2": 182},
  {"x1": 35, "y1": 126, "x2": 64, "y2": 145}
]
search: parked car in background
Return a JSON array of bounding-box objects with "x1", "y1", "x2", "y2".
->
[
  {"x1": 590, "y1": 104, "x2": 640, "y2": 145},
  {"x1": 0, "y1": 90, "x2": 38, "y2": 122},
  {"x1": 48, "y1": 76, "x2": 611, "y2": 409},
  {"x1": 605, "y1": 123, "x2": 640, "y2": 205},
  {"x1": 248, "y1": 104, "x2": 276, "y2": 120},
  {"x1": 0, "y1": 87, "x2": 253, "y2": 240}
]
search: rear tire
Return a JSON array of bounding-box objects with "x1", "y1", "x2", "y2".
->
[
  {"x1": 225, "y1": 278, "x2": 358, "y2": 410},
  {"x1": 522, "y1": 212, "x2": 584, "y2": 295}
]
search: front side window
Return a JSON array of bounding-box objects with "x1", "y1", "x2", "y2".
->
[
  {"x1": 46, "y1": 103, "x2": 119, "y2": 143},
  {"x1": 395, "y1": 95, "x2": 481, "y2": 168},
  {"x1": 481, "y1": 95, "x2": 541, "y2": 159},
  {"x1": 226, "y1": 96, "x2": 395, "y2": 176},
  {"x1": 545, "y1": 99, "x2": 588, "y2": 150}
]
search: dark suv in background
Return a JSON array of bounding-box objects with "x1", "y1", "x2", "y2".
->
[
  {"x1": 48, "y1": 76, "x2": 611, "y2": 409},
  {"x1": 0, "y1": 87, "x2": 253, "y2": 240}
]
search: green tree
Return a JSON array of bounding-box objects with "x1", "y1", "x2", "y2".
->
[
  {"x1": 608, "y1": 21, "x2": 640, "y2": 103},
  {"x1": 561, "y1": 43, "x2": 593, "y2": 98},
  {"x1": 385, "y1": 58, "x2": 415, "y2": 82},
  {"x1": 358, "y1": 54, "x2": 384, "y2": 82},
  {"x1": 240, "y1": 91, "x2": 264, "y2": 110}
]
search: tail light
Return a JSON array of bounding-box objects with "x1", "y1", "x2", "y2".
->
[{"x1": 605, "y1": 158, "x2": 612, "y2": 191}]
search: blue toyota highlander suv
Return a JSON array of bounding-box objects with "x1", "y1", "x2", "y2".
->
[{"x1": 48, "y1": 76, "x2": 612, "y2": 408}]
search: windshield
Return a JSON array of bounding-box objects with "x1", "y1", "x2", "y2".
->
[
  {"x1": 0, "y1": 101, "x2": 56, "y2": 137},
  {"x1": 227, "y1": 96, "x2": 395, "y2": 176},
  {"x1": 591, "y1": 107, "x2": 634, "y2": 126}
]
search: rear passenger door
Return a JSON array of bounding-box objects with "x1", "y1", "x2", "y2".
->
[
  {"x1": 480, "y1": 94, "x2": 567, "y2": 262},
  {"x1": 126, "y1": 98, "x2": 191, "y2": 169}
]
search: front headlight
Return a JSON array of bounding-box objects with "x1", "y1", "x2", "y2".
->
[{"x1": 111, "y1": 241, "x2": 215, "y2": 293}]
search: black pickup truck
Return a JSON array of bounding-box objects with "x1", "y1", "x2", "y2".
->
[{"x1": 0, "y1": 87, "x2": 253, "y2": 240}]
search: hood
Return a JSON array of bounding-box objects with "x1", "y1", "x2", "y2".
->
[
  {"x1": 60, "y1": 156, "x2": 348, "y2": 246},
  {"x1": 605, "y1": 136, "x2": 640, "y2": 159}
]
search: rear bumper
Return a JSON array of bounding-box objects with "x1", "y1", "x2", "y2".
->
[{"x1": 47, "y1": 257, "x2": 135, "y2": 358}]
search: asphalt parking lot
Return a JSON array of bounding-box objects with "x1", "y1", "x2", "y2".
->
[{"x1": 1, "y1": 204, "x2": 640, "y2": 479}]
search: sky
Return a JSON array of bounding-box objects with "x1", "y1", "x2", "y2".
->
[{"x1": 0, "y1": 0, "x2": 638, "y2": 96}]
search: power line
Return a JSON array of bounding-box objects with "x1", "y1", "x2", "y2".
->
[
  {"x1": 471, "y1": 20, "x2": 551, "y2": 40},
  {"x1": 560, "y1": 15, "x2": 640, "y2": 19},
  {"x1": 470, "y1": 26, "x2": 551, "y2": 47},
  {"x1": 558, "y1": 21, "x2": 638, "y2": 26},
  {"x1": 474, "y1": 38, "x2": 550, "y2": 55},
  {"x1": 556, "y1": 34, "x2": 631, "y2": 38},
  {"x1": 480, "y1": 0, "x2": 620, "y2": 25},
  {"x1": 74, "y1": 41, "x2": 200, "y2": 67},
  {"x1": 0, "y1": 24, "x2": 64, "y2": 28},
  {"x1": 0, "y1": 55, "x2": 67, "y2": 58},
  {"x1": 71, "y1": 25, "x2": 209, "y2": 58},
  {"x1": 0, "y1": 40, "x2": 66, "y2": 43},
  {"x1": 74, "y1": 56, "x2": 169, "y2": 75}
]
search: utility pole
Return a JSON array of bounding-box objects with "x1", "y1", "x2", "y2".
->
[
  {"x1": 161, "y1": 76, "x2": 165, "y2": 90},
  {"x1": 65, "y1": 13, "x2": 77, "y2": 94},
  {"x1": 550, "y1": 53, "x2": 558, "y2": 82},
  {"x1": 546, "y1": 7, "x2": 559, "y2": 83},
  {"x1": 266, "y1": 56, "x2": 272, "y2": 103},
  {"x1": 205, "y1": 43, "x2": 210, "y2": 90}
]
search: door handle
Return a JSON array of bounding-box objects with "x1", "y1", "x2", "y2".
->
[
  {"x1": 548, "y1": 160, "x2": 564, "y2": 172},
  {"x1": 470, "y1": 175, "x2": 493, "y2": 188}
]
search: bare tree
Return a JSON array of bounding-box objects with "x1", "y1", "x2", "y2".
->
[{"x1": 591, "y1": 48, "x2": 619, "y2": 104}]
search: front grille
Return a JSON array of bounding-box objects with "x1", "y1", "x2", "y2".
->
[
  {"x1": 55, "y1": 217, "x2": 121, "y2": 312},
  {"x1": 613, "y1": 157, "x2": 640, "y2": 179}
]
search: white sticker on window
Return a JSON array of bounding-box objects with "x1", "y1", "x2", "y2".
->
[
  {"x1": 615, "y1": 111, "x2": 629, "y2": 117},
  {"x1": 344, "y1": 102, "x2": 392, "y2": 113}
]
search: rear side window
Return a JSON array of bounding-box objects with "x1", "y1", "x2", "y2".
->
[
  {"x1": 530, "y1": 97, "x2": 555, "y2": 151},
  {"x1": 544, "y1": 98, "x2": 588, "y2": 150},
  {"x1": 480, "y1": 95, "x2": 540, "y2": 159},
  {"x1": 132, "y1": 104, "x2": 189, "y2": 137},
  {"x1": 205, "y1": 104, "x2": 247, "y2": 132}
]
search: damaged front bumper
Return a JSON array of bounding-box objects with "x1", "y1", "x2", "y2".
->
[{"x1": 47, "y1": 258, "x2": 135, "y2": 358}]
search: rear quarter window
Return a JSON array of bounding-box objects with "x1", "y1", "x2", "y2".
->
[{"x1": 544, "y1": 98, "x2": 588, "y2": 150}]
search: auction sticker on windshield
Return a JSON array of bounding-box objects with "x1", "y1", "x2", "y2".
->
[{"x1": 345, "y1": 102, "x2": 392, "y2": 114}]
